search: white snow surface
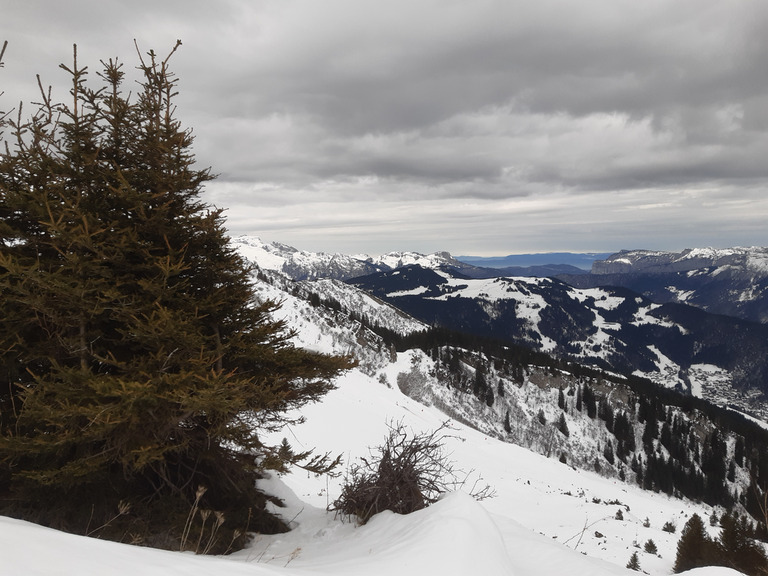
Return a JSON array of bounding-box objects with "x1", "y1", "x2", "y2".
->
[
  {"x1": 234, "y1": 235, "x2": 293, "y2": 271},
  {"x1": 231, "y1": 235, "x2": 461, "y2": 278},
  {"x1": 4, "y1": 367, "x2": 744, "y2": 576},
  {"x1": 572, "y1": 288, "x2": 623, "y2": 311},
  {"x1": 2, "y1": 262, "x2": 749, "y2": 576},
  {"x1": 387, "y1": 285, "x2": 431, "y2": 297},
  {"x1": 373, "y1": 250, "x2": 456, "y2": 270}
]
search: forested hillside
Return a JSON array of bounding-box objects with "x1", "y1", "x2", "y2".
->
[
  {"x1": 242, "y1": 256, "x2": 768, "y2": 531},
  {"x1": 348, "y1": 265, "x2": 768, "y2": 421}
]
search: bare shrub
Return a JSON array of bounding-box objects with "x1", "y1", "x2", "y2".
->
[
  {"x1": 663, "y1": 520, "x2": 677, "y2": 533},
  {"x1": 331, "y1": 421, "x2": 494, "y2": 524}
]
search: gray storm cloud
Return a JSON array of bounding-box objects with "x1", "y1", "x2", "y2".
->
[{"x1": 3, "y1": 0, "x2": 768, "y2": 254}]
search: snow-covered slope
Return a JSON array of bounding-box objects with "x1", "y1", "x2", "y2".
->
[
  {"x1": 2, "y1": 262, "x2": 758, "y2": 576},
  {"x1": 251, "y1": 367, "x2": 741, "y2": 576},
  {"x1": 3, "y1": 357, "x2": 746, "y2": 576},
  {"x1": 235, "y1": 237, "x2": 430, "y2": 341},
  {"x1": 250, "y1": 267, "x2": 427, "y2": 348},
  {"x1": 350, "y1": 265, "x2": 768, "y2": 420},
  {"x1": 225, "y1": 267, "x2": 768, "y2": 571}
]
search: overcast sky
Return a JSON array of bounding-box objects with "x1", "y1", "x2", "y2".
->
[{"x1": 3, "y1": 1, "x2": 768, "y2": 256}]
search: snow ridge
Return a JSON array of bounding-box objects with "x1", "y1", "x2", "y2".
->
[
  {"x1": 593, "y1": 246, "x2": 768, "y2": 275},
  {"x1": 232, "y1": 235, "x2": 472, "y2": 281}
]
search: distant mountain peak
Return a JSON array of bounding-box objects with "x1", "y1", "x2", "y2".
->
[
  {"x1": 231, "y1": 236, "x2": 469, "y2": 281},
  {"x1": 593, "y1": 246, "x2": 768, "y2": 275},
  {"x1": 457, "y1": 252, "x2": 612, "y2": 270}
]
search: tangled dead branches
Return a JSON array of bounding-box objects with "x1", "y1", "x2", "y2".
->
[{"x1": 331, "y1": 420, "x2": 494, "y2": 524}]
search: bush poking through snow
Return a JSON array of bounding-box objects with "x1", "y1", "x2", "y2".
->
[
  {"x1": 331, "y1": 421, "x2": 494, "y2": 524},
  {"x1": 626, "y1": 551, "x2": 641, "y2": 571},
  {"x1": 644, "y1": 538, "x2": 657, "y2": 554}
]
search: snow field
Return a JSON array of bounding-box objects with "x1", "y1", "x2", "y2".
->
[
  {"x1": 3, "y1": 240, "x2": 755, "y2": 575},
  {"x1": 1, "y1": 360, "x2": 743, "y2": 576}
]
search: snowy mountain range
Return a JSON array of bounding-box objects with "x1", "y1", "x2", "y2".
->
[
  {"x1": 237, "y1": 237, "x2": 768, "y2": 508},
  {"x1": 350, "y1": 265, "x2": 768, "y2": 420},
  {"x1": 231, "y1": 235, "x2": 583, "y2": 280},
  {"x1": 9, "y1": 235, "x2": 768, "y2": 575},
  {"x1": 238, "y1": 239, "x2": 768, "y2": 573},
  {"x1": 242, "y1": 240, "x2": 768, "y2": 504},
  {"x1": 233, "y1": 235, "x2": 476, "y2": 281},
  {"x1": 234, "y1": 237, "x2": 768, "y2": 324},
  {"x1": 593, "y1": 247, "x2": 768, "y2": 276},
  {"x1": 235, "y1": 237, "x2": 768, "y2": 421},
  {"x1": 562, "y1": 247, "x2": 768, "y2": 323}
]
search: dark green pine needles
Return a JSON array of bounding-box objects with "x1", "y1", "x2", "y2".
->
[{"x1": 0, "y1": 42, "x2": 352, "y2": 552}]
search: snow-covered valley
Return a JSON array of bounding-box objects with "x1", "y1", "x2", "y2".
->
[
  {"x1": 5, "y1": 245, "x2": 763, "y2": 576},
  {"x1": 4, "y1": 352, "x2": 747, "y2": 576},
  {"x1": 236, "y1": 236, "x2": 768, "y2": 422}
]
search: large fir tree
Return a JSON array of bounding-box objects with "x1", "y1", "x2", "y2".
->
[
  {"x1": 717, "y1": 513, "x2": 768, "y2": 575},
  {"x1": 673, "y1": 514, "x2": 715, "y2": 573},
  {"x1": 0, "y1": 42, "x2": 352, "y2": 551}
]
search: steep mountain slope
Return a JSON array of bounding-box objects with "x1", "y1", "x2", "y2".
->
[
  {"x1": 561, "y1": 247, "x2": 768, "y2": 324},
  {"x1": 244, "y1": 253, "x2": 768, "y2": 572},
  {"x1": 25, "y1": 241, "x2": 759, "y2": 574},
  {"x1": 348, "y1": 265, "x2": 768, "y2": 420}
]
